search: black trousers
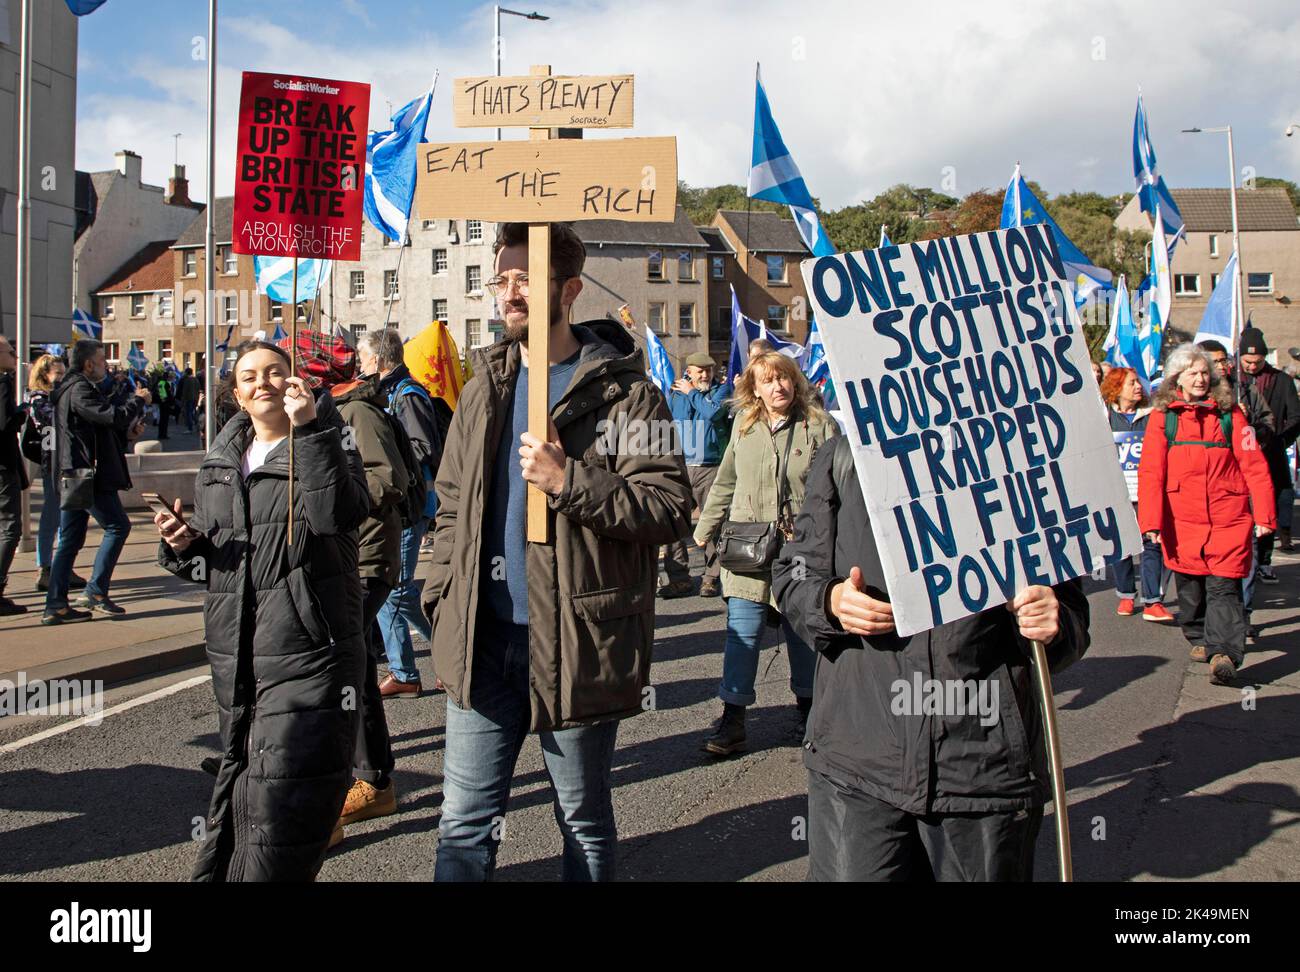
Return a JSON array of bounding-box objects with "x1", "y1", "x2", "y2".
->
[
  {"x1": 0, "y1": 467, "x2": 23, "y2": 598},
  {"x1": 1176, "y1": 572, "x2": 1246, "y2": 667},
  {"x1": 353, "y1": 577, "x2": 394, "y2": 784},
  {"x1": 807, "y1": 770, "x2": 1042, "y2": 881}
]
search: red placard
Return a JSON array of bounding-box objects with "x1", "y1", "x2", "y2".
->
[{"x1": 232, "y1": 71, "x2": 370, "y2": 261}]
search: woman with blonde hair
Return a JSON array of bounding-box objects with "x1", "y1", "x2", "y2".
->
[
  {"x1": 26, "y1": 353, "x2": 82, "y2": 592},
  {"x1": 1138, "y1": 344, "x2": 1275, "y2": 684},
  {"x1": 695, "y1": 351, "x2": 839, "y2": 754}
]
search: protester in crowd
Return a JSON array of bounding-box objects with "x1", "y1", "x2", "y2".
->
[
  {"x1": 772, "y1": 435, "x2": 1090, "y2": 881},
  {"x1": 155, "y1": 339, "x2": 369, "y2": 880},
  {"x1": 25, "y1": 354, "x2": 83, "y2": 593},
  {"x1": 659, "y1": 351, "x2": 732, "y2": 599},
  {"x1": 693, "y1": 351, "x2": 839, "y2": 755},
  {"x1": 1100, "y1": 361, "x2": 1114, "y2": 380},
  {"x1": 42, "y1": 339, "x2": 151, "y2": 625},
  {"x1": 323, "y1": 351, "x2": 409, "y2": 835},
  {"x1": 1100, "y1": 367, "x2": 1172, "y2": 622},
  {"x1": 1138, "y1": 344, "x2": 1275, "y2": 685},
  {"x1": 357, "y1": 328, "x2": 444, "y2": 698},
  {"x1": 420, "y1": 221, "x2": 692, "y2": 882},
  {"x1": 178, "y1": 367, "x2": 200, "y2": 434},
  {"x1": 154, "y1": 369, "x2": 173, "y2": 440},
  {"x1": 0, "y1": 335, "x2": 30, "y2": 615},
  {"x1": 1237, "y1": 328, "x2": 1300, "y2": 581},
  {"x1": 1091, "y1": 360, "x2": 1103, "y2": 385}
]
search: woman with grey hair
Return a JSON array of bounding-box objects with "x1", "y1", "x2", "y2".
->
[{"x1": 1137, "y1": 343, "x2": 1275, "y2": 685}]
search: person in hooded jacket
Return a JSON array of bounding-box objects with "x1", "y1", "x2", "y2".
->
[
  {"x1": 1101, "y1": 367, "x2": 1171, "y2": 622},
  {"x1": 154, "y1": 339, "x2": 371, "y2": 881},
  {"x1": 420, "y1": 221, "x2": 693, "y2": 882},
  {"x1": 1138, "y1": 344, "x2": 1276, "y2": 686}
]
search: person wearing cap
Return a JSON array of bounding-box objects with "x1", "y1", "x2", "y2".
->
[
  {"x1": 660, "y1": 352, "x2": 732, "y2": 598},
  {"x1": 1238, "y1": 328, "x2": 1300, "y2": 579}
]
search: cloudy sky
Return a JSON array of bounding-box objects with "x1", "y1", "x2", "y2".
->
[{"x1": 74, "y1": 0, "x2": 1300, "y2": 208}]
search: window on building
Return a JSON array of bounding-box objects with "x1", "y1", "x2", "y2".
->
[
  {"x1": 350, "y1": 324, "x2": 368, "y2": 343},
  {"x1": 131, "y1": 294, "x2": 145, "y2": 317},
  {"x1": 100, "y1": 297, "x2": 115, "y2": 319},
  {"x1": 381, "y1": 234, "x2": 394, "y2": 248},
  {"x1": 433, "y1": 249, "x2": 448, "y2": 274},
  {"x1": 268, "y1": 300, "x2": 283, "y2": 322},
  {"x1": 384, "y1": 270, "x2": 400, "y2": 299},
  {"x1": 182, "y1": 250, "x2": 196, "y2": 276},
  {"x1": 1211, "y1": 273, "x2": 1220, "y2": 291},
  {"x1": 157, "y1": 292, "x2": 173, "y2": 317},
  {"x1": 466, "y1": 319, "x2": 483, "y2": 347},
  {"x1": 1209, "y1": 234, "x2": 1219, "y2": 258},
  {"x1": 466, "y1": 265, "x2": 482, "y2": 293},
  {"x1": 715, "y1": 306, "x2": 732, "y2": 336},
  {"x1": 711, "y1": 255, "x2": 725, "y2": 280},
  {"x1": 223, "y1": 295, "x2": 238, "y2": 324},
  {"x1": 767, "y1": 305, "x2": 788, "y2": 332},
  {"x1": 467, "y1": 219, "x2": 483, "y2": 243},
  {"x1": 350, "y1": 270, "x2": 365, "y2": 299},
  {"x1": 130, "y1": 340, "x2": 145, "y2": 362},
  {"x1": 647, "y1": 250, "x2": 664, "y2": 281},
  {"x1": 103, "y1": 342, "x2": 120, "y2": 364},
  {"x1": 766, "y1": 255, "x2": 786, "y2": 284},
  {"x1": 422, "y1": 220, "x2": 437, "y2": 231},
  {"x1": 678, "y1": 251, "x2": 694, "y2": 281},
  {"x1": 648, "y1": 302, "x2": 666, "y2": 333},
  {"x1": 489, "y1": 319, "x2": 504, "y2": 339},
  {"x1": 183, "y1": 297, "x2": 198, "y2": 326},
  {"x1": 1174, "y1": 274, "x2": 1201, "y2": 297},
  {"x1": 296, "y1": 302, "x2": 308, "y2": 322},
  {"x1": 433, "y1": 299, "x2": 448, "y2": 322},
  {"x1": 157, "y1": 339, "x2": 172, "y2": 361},
  {"x1": 1248, "y1": 272, "x2": 1273, "y2": 296},
  {"x1": 678, "y1": 302, "x2": 696, "y2": 333},
  {"x1": 222, "y1": 247, "x2": 237, "y2": 274}
]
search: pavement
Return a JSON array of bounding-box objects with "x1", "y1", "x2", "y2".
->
[{"x1": 0, "y1": 511, "x2": 1297, "y2": 881}]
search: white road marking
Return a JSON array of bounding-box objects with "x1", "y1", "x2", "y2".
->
[{"x1": 0, "y1": 674, "x2": 212, "y2": 755}]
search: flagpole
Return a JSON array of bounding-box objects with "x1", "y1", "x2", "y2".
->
[
  {"x1": 203, "y1": 0, "x2": 218, "y2": 448},
  {"x1": 1225, "y1": 127, "x2": 1245, "y2": 344},
  {"x1": 288, "y1": 256, "x2": 298, "y2": 546},
  {"x1": 14, "y1": 0, "x2": 32, "y2": 387}
]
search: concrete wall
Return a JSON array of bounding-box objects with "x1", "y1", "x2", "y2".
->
[{"x1": 0, "y1": 0, "x2": 78, "y2": 348}]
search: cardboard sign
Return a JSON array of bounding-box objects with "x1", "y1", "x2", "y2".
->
[
  {"x1": 453, "y1": 73, "x2": 634, "y2": 129},
  {"x1": 414, "y1": 137, "x2": 677, "y2": 223},
  {"x1": 802, "y1": 225, "x2": 1141, "y2": 637},
  {"x1": 232, "y1": 71, "x2": 370, "y2": 260},
  {"x1": 1113, "y1": 429, "x2": 1143, "y2": 503}
]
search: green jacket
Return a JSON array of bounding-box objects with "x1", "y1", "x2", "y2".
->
[
  {"x1": 695, "y1": 407, "x2": 839, "y2": 606},
  {"x1": 333, "y1": 376, "x2": 406, "y2": 587}
]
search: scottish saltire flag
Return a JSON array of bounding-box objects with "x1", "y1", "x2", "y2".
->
[
  {"x1": 879, "y1": 225, "x2": 893, "y2": 248},
  {"x1": 1133, "y1": 93, "x2": 1185, "y2": 250},
  {"x1": 126, "y1": 344, "x2": 148, "y2": 372},
  {"x1": 72, "y1": 307, "x2": 102, "y2": 342},
  {"x1": 728, "y1": 286, "x2": 760, "y2": 381},
  {"x1": 65, "y1": 0, "x2": 109, "y2": 14},
  {"x1": 1193, "y1": 250, "x2": 1239, "y2": 347},
  {"x1": 747, "y1": 67, "x2": 834, "y2": 257},
  {"x1": 1001, "y1": 164, "x2": 1113, "y2": 305},
  {"x1": 644, "y1": 326, "x2": 675, "y2": 396},
  {"x1": 1138, "y1": 201, "x2": 1172, "y2": 376},
  {"x1": 800, "y1": 317, "x2": 828, "y2": 384},
  {"x1": 1106, "y1": 276, "x2": 1149, "y2": 387},
  {"x1": 254, "y1": 256, "x2": 328, "y2": 302},
  {"x1": 365, "y1": 80, "x2": 436, "y2": 243}
]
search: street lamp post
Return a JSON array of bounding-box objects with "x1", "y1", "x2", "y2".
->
[
  {"x1": 493, "y1": 6, "x2": 550, "y2": 141},
  {"x1": 203, "y1": 0, "x2": 218, "y2": 447},
  {"x1": 1183, "y1": 126, "x2": 1247, "y2": 338}
]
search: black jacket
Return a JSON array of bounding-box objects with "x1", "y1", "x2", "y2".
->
[
  {"x1": 159, "y1": 393, "x2": 371, "y2": 881},
  {"x1": 773, "y1": 436, "x2": 1090, "y2": 815},
  {"x1": 52, "y1": 371, "x2": 143, "y2": 493},
  {"x1": 378, "y1": 363, "x2": 446, "y2": 478},
  {"x1": 0, "y1": 373, "x2": 29, "y2": 487},
  {"x1": 1241, "y1": 364, "x2": 1300, "y2": 490}
]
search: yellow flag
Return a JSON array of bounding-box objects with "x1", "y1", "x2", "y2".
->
[{"x1": 404, "y1": 320, "x2": 469, "y2": 410}]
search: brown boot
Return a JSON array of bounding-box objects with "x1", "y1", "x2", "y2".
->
[
  {"x1": 658, "y1": 579, "x2": 695, "y2": 599},
  {"x1": 1209, "y1": 654, "x2": 1237, "y2": 685},
  {"x1": 339, "y1": 778, "x2": 397, "y2": 826}
]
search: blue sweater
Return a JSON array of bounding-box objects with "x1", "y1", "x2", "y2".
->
[{"x1": 666, "y1": 381, "x2": 732, "y2": 466}]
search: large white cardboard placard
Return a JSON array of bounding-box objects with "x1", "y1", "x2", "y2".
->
[{"x1": 802, "y1": 226, "x2": 1141, "y2": 637}]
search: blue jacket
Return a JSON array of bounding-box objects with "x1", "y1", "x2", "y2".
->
[{"x1": 667, "y1": 381, "x2": 732, "y2": 466}]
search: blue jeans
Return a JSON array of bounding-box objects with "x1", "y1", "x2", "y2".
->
[
  {"x1": 1242, "y1": 540, "x2": 1259, "y2": 615},
  {"x1": 36, "y1": 469, "x2": 62, "y2": 569},
  {"x1": 45, "y1": 490, "x2": 131, "y2": 610},
  {"x1": 1279, "y1": 487, "x2": 1294, "y2": 532},
  {"x1": 435, "y1": 614, "x2": 619, "y2": 882},
  {"x1": 1112, "y1": 537, "x2": 1164, "y2": 604},
  {"x1": 184, "y1": 402, "x2": 197, "y2": 431},
  {"x1": 719, "y1": 595, "x2": 816, "y2": 707},
  {"x1": 377, "y1": 518, "x2": 431, "y2": 683}
]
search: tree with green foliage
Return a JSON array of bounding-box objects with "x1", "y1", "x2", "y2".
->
[{"x1": 1255, "y1": 176, "x2": 1300, "y2": 215}]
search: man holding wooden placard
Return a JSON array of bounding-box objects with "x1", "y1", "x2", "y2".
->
[{"x1": 417, "y1": 67, "x2": 691, "y2": 882}]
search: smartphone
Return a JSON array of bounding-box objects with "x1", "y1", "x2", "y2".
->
[{"x1": 141, "y1": 492, "x2": 178, "y2": 518}]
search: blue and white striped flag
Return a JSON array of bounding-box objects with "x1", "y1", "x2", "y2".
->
[
  {"x1": 747, "y1": 66, "x2": 834, "y2": 257},
  {"x1": 72, "y1": 307, "x2": 102, "y2": 342},
  {"x1": 644, "y1": 326, "x2": 675, "y2": 396},
  {"x1": 1106, "y1": 276, "x2": 1149, "y2": 389},
  {"x1": 365, "y1": 79, "x2": 436, "y2": 244},
  {"x1": 1193, "y1": 250, "x2": 1238, "y2": 348},
  {"x1": 1133, "y1": 93, "x2": 1185, "y2": 250},
  {"x1": 800, "y1": 316, "x2": 828, "y2": 384},
  {"x1": 254, "y1": 256, "x2": 328, "y2": 302}
]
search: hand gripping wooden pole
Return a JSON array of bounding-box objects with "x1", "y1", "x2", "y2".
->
[
  {"x1": 526, "y1": 64, "x2": 553, "y2": 545},
  {"x1": 1030, "y1": 638, "x2": 1073, "y2": 881}
]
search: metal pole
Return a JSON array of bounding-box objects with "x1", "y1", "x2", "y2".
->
[
  {"x1": 1225, "y1": 126, "x2": 1246, "y2": 342},
  {"x1": 15, "y1": 0, "x2": 32, "y2": 384},
  {"x1": 494, "y1": 5, "x2": 502, "y2": 142},
  {"x1": 203, "y1": 0, "x2": 218, "y2": 447},
  {"x1": 1030, "y1": 639, "x2": 1073, "y2": 881}
]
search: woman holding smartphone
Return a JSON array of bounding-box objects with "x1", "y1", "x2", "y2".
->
[{"x1": 155, "y1": 340, "x2": 370, "y2": 881}]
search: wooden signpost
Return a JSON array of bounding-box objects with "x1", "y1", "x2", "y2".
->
[{"x1": 416, "y1": 65, "x2": 677, "y2": 543}]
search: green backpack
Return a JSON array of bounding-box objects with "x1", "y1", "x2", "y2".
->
[{"x1": 1164, "y1": 409, "x2": 1233, "y2": 449}]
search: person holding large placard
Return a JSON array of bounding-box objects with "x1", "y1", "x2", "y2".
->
[
  {"x1": 1137, "y1": 344, "x2": 1276, "y2": 686},
  {"x1": 419, "y1": 222, "x2": 692, "y2": 882},
  {"x1": 773, "y1": 436, "x2": 1091, "y2": 881}
]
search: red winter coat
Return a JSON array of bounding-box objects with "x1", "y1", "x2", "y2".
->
[{"x1": 1137, "y1": 386, "x2": 1276, "y2": 579}]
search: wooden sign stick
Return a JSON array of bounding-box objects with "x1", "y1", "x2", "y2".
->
[
  {"x1": 288, "y1": 255, "x2": 298, "y2": 547},
  {"x1": 1030, "y1": 637, "x2": 1073, "y2": 881},
  {"x1": 526, "y1": 64, "x2": 553, "y2": 545}
]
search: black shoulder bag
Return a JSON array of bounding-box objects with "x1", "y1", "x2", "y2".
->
[
  {"x1": 59, "y1": 410, "x2": 97, "y2": 512},
  {"x1": 716, "y1": 420, "x2": 798, "y2": 574}
]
